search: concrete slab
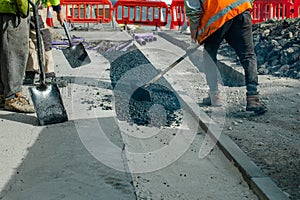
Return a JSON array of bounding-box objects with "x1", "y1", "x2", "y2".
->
[{"x1": 0, "y1": 28, "x2": 286, "y2": 200}]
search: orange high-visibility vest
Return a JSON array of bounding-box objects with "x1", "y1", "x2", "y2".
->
[{"x1": 197, "y1": 0, "x2": 252, "y2": 44}]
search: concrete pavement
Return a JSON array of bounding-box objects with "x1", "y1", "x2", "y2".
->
[{"x1": 0, "y1": 27, "x2": 278, "y2": 200}]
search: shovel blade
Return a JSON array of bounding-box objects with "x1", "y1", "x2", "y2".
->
[
  {"x1": 131, "y1": 86, "x2": 152, "y2": 102},
  {"x1": 62, "y1": 43, "x2": 91, "y2": 68},
  {"x1": 29, "y1": 84, "x2": 68, "y2": 126}
]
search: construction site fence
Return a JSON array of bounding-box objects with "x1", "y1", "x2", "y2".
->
[
  {"x1": 113, "y1": 0, "x2": 169, "y2": 27},
  {"x1": 251, "y1": 0, "x2": 299, "y2": 23},
  {"x1": 60, "y1": 0, "x2": 114, "y2": 23},
  {"x1": 59, "y1": 0, "x2": 300, "y2": 27}
]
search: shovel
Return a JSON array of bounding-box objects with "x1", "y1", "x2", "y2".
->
[
  {"x1": 28, "y1": 0, "x2": 68, "y2": 126},
  {"x1": 131, "y1": 45, "x2": 200, "y2": 101},
  {"x1": 131, "y1": 48, "x2": 198, "y2": 102},
  {"x1": 62, "y1": 21, "x2": 91, "y2": 68}
]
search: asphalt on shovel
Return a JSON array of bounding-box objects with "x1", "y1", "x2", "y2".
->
[
  {"x1": 132, "y1": 47, "x2": 199, "y2": 102},
  {"x1": 28, "y1": 0, "x2": 68, "y2": 126},
  {"x1": 62, "y1": 21, "x2": 91, "y2": 68}
]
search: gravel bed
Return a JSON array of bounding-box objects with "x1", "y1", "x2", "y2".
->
[{"x1": 219, "y1": 18, "x2": 300, "y2": 80}]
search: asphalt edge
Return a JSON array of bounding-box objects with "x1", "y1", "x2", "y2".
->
[{"x1": 155, "y1": 31, "x2": 290, "y2": 200}]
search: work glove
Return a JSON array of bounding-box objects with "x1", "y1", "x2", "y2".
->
[{"x1": 187, "y1": 39, "x2": 204, "y2": 72}]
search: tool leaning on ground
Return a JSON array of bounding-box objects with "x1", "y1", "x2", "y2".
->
[
  {"x1": 62, "y1": 21, "x2": 91, "y2": 68},
  {"x1": 28, "y1": 0, "x2": 68, "y2": 126},
  {"x1": 131, "y1": 45, "x2": 200, "y2": 102}
]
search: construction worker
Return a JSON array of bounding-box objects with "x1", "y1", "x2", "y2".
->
[
  {"x1": 23, "y1": 0, "x2": 67, "y2": 87},
  {"x1": 0, "y1": 0, "x2": 35, "y2": 113},
  {"x1": 184, "y1": 0, "x2": 267, "y2": 114}
]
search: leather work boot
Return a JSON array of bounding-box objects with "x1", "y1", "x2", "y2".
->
[
  {"x1": 23, "y1": 71, "x2": 37, "y2": 85},
  {"x1": 246, "y1": 94, "x2": 267, "y2": 114},
  {"x1": 0, "y1": 94, "x2": 4, "y2": 108},
  {"x1": 202, "y1": 91, "x2": 223, "y2": 107},
  {"x1": 4, "y1": 92, "x2": 35, "y2": 113}
]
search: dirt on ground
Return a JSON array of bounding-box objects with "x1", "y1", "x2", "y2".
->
[
  {"x1": 177, "y1": 62, "x2": 300, "y2": 200},
  {"x1": 222, "y1": 76, "x2": 300, "y2": 200},
  {"x1": 216, "y1": 19, "x2": 300, "y2": 200}
]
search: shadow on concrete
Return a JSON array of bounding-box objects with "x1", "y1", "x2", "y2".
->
[
  {"x1": 0, "y1": 112, "x2": 38, "y2": 126},
  {"x1": 56, "y1": 76, "x2": 113, "y2": 90},
  {"x1": 0, "y1": 117, "x2": 136, "y2": 200},
  {"x1": 157, "y1": 31, "x2": 246, "y2": 87}
]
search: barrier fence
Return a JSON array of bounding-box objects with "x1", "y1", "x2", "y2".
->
[
  {"x1": 59, "y1": 0, "x2": 300, "y2": 27},
  {"x1": 113, "y1": 0, "x2": 169, "y2": 27},
  {"x1": 60, "y1": 0, "x2": 114, "y2": 24},
  {"x1": 251, "y1": 0, "x2": 299, "y2": 23},
  {"x1": 169, "y1": 0, "x2": 186, "y2": 30}
]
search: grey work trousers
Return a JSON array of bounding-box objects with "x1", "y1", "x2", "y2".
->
[
  {"x1": 0, "y1": 14, "x2": 29, "y2": 100},
  {"x1": 203, "y1": 10, "x2": 258, "y2": 95}
]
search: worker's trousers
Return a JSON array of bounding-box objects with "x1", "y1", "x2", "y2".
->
[
  {"x1": 203, "y1": 10, "x2": 259, "y2": 95},
  {"x1": 26, "y1": 10, "x2": 54, "y2": 74},
  {"x1": 0, "y1": 14, "x2": 29, "y2": 99}
]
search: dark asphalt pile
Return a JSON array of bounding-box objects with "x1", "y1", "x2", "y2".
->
[
  {"x1": 95, "y1": 42, "x2": 183, "y2": 127},
  {"x1": 219, "y1": 18, "x2": 300, "y2": 79}
]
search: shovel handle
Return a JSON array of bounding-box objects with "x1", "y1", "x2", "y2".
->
[
  {"x1": 63, "y1": 21, "x2": 73, "y2": 47},
  {"x1": 144, "y1": 45, "x2": 200, "y2": 88},
  {"x1": 28, "y1": 0, "x2": 46, "y2": 85}
]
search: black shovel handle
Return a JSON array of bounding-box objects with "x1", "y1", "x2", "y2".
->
[
  {"x1": 144, "y1": 45, "x2": 200, "y2": 88},
  {"x1": 28, "y1": 0, "x2": 46, "y2": 86},
  {"x1": 62, "y1": 21, "x2": 73, "y2": 47}
]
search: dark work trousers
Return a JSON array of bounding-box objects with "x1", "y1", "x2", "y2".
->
[
  {"x1": 0, "y1": 14, "x2": 29, "y2": 100},
  {"x1": 203, "y1": 10, "x2": 258, "y2": 95}
]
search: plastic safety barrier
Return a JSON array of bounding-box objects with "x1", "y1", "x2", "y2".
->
[
  {"x1": 169, "y1": 0, "x2": 186, "y2": 30},
  {"x1": 251, "y1": 0, "x2": 296, "y2": 24},
  {"x1": 61, "y1": 0, "x2": 114, "y2": 24},
  {"x1": 294, "y1": 0, "x2": 300, "y2": 17},
  {"x1": 114, "y1": 0, "x2": 169, "y2": 27}
]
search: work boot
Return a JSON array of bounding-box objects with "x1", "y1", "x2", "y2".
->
[
  {"x1": 0, "y1": 94, "x2": 4, "y2": 108},
  {"x1": 4, "y1": 92, "x2": 35, "y2": 113},
  {"x1": 202, "y1": 91, "x2": 223, "y2": 107},
  {"x1": 23, "y1": 71, "x2": 37, "y2": 85},
  {"x1": 246, "y1": 94, "x2": 267, "y2": 114}
]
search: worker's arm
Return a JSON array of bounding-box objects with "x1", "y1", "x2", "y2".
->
[
  {"x1": 184, "y1": 0, "x2": 203, "y2": 42},
  {"x1": 48, "y1": 0, "x2": 64, "y2": 25}
]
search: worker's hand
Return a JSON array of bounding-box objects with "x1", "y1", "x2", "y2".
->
[
  {"x1": 186, "y1": 40, "x2": 203, "y2": 71},
  {"x1": 187, "y1": 39, "x2": 199, "y2": 54},
  {"x1": 56, "y1": 12, "x2": 64, "y2": 26}
]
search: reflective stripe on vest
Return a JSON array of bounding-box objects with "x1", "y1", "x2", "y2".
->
[{"x1": 197, "y1": 0, "x2": 252, "y2": 44}]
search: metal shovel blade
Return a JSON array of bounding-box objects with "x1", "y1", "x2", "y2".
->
[
  {"x1": 29, "y1": 84, "x2": 68, "y2": 126},
  {"x1": 131, "y1": 86, "x2": 152, "y2": 102},
  {"x1": 62, "y1": 43, "x2": 91, "y2": 68}
]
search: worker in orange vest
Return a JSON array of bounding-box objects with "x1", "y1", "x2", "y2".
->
[
  {"x1": 24, "y1": 0, "x2": 67, "y2": 87},
  {"x1": 185, "y1": 0, "x2": 267, "y2": 114}
]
